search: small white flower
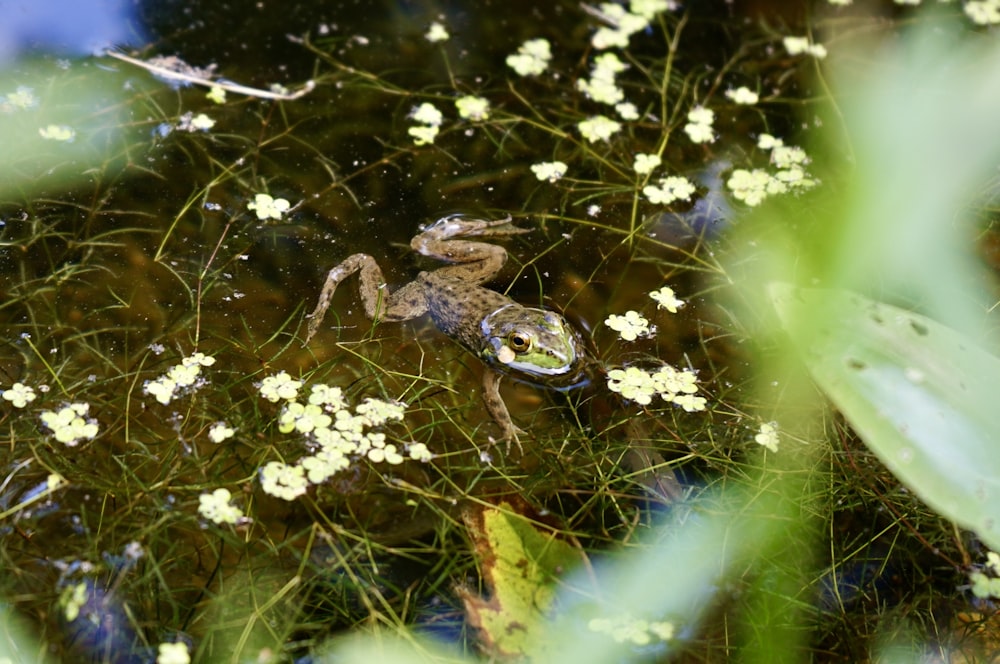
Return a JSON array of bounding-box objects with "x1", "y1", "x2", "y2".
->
[
  {"x1": 425, "y1": 21, "x2": 450, "y2": 42},
  {"x1": 530, "y1": 161, "x2": 568, "y2": 182}
]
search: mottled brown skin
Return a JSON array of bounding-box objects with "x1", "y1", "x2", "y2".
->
[{"x1": 304, "y1": 216, "x2": 587, "y2": 448}]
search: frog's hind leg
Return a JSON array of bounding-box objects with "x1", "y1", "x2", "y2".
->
[
  {"x1": 304, "y1": 254, "x2": 427, "y2": 344},
  {"x1": 413, "y1": 215, "x2": 531, "y2": 286}
]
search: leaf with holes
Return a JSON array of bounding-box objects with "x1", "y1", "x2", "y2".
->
[{"x1": 769, "y1": 283, "x2": 1000, "y2": 549}]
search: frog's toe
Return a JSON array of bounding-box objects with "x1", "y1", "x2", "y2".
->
[{"x1": 498, "y1": 425, "x2": 527, "y2": 455}]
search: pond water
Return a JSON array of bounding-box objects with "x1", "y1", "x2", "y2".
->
[{"x1": 1, "y1": 1, "x2": 997, "y2": 661}]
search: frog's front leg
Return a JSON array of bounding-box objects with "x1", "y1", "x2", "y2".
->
[
  {"x1": 304, "y1": 254, "x2": 427, "y2": 344},
  {"x1": 481, "y1": 368, "x2": 526, "y2": 453}
]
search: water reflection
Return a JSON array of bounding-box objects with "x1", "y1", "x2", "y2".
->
[{"x1": 0, "y1": 0, "x2": 143, "y2": 63}]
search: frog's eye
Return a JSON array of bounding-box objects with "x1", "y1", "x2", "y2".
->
[{"x1": 507, "y1": 331, "x2": 532, "y2": 353}]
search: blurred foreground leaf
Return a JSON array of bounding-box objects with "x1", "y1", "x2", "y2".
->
[
  {"x1": 770, "y1": 283, "x2": 1000, "y2": 550},
  {"x1": 0, "y1": 58, "x2": 141, "y2": 197}
]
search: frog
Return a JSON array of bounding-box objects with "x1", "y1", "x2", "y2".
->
[{"x1": 303, "y1": 214, "x2": 589, "y2": 449}]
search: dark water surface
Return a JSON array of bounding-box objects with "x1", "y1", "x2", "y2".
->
[{"x1": 0, "y1": 1, "x2": 987, "y2": 661}]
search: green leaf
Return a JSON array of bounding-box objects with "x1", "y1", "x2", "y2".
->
[
  {"x1": 769, "y1": 283, "x2": 1000, "y2": 549},
  {"x1": 458, "y1": 501, "x2": 588, "y2": 659}
]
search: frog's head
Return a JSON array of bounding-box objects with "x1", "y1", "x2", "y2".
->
[{"x1": 479, "y1": 304, "x2": 588, "y2": 388}]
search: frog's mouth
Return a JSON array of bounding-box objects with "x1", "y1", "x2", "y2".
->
[{"x1": 479, "y1": 305, "x2": 588, "y2": 387}]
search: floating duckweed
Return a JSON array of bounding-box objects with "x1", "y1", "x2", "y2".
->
[
  {"x1": 966, "y1": 0, "x2": 1000, "y2": 24},
  {"x1": 605, "y1": 310, "x2": 651, "y2": 341},
  {"x1": 506, "y1": 38, "x2": 552, "y2": 76},
  {"x1": 410, "y1": 102, "x2": 443, "y2": 126},
  {"x1": 39, "y1": 403, "x2": 99, "y2": 446},
  {"x1": 783, "y1": 36, "x2": 828, "y2": 59},
  {"x1": 588, "y1": 612, "x2": 675, "y2": 645},
  {"x1": 607, "y1": 364, "x2": 705, "y2": 411},
  {"x1": 455, "y1": 95, "x2": 490, "y2": 121},
  {"x1": 725, "y1": 86, "x2": 759, "y2": 105},
  {"x1": 3, "y1": 86, "x2": 37, "y2": 110},
  {"x1": 207, "y1": 422, "x2": 234, "y2": 443},
  {"x1": 683, "y1": 106, "x2": 715, "y2": 144},
  {"x1": 258, "y1": 371, "x2": 303, "y2": 403},
  {"x1": 606, "y1": 366, "x2": 658, "y2": 405},
  {"x1": 578, "y1": 115, "x2": 622, "y2": 143},
  {"x1": 144, "y1": 353, "x2": 216, "y2": 405},
  {"x1": 588, "y1": 3, "x2": 658, "y2": 50},
  {"x1": 969, "y1": 551, "x2": 1000, "y2": 598},
  {"x1": 615, "y1": 101, "x2": 639, "y2": 120},
  {"x1": 633, "y1": 153, "x2": 661, "y2": 175},
  {"x1": 259, "y1": 461, "x2": 309, "y2": 501},
  {"x1": 649, "y1": 286, "x2": 684, "y2": 312},
  {"x1": 754, "y1": 422, "x2": 780, "y2": 452},
  {"x1": 408, "y1": 442, "x2": 433, "y2": 462},
  {"x1": 308, "y1": 383, "x2": 348, "y2": 409},
  {"x1": 206, "y1": 85, "x2": 226, "y2": 104},
  {"x1": 643, "y1": 175, "x2": 696, "y2": 205},
  {"x1": 2, "y1": 382, "x2": 36, "y2": 408},
  {"x1": 577, "y1": 52, "x2": 628, "y2": 105},
  {"x1": 157, "y1": 641, "x2": 191, "y2": 664},
  {"x1": 531, "y1": 161, "x2": 568, "y2": 182},
  {"x1": 197, "y1": 488, "x2": 245, "y2": 525},
  {"x1": 425, "y1": 21, "x2": 450, "y2": 43},
  {"x1": 408, "y1": 102, "x2": 444, "y2": 145},
  {"x1": 278, "y1": 402, "x2": 333, "y2": 434},
  {"x1": 246, "y1": 193, "x2": 291, "y2": 221},
  {"x1": 355, "y1": 397, "x2": 406, "y2": 426},
  {"x1": 257, "y1": 380, "x2": 421, "y2": 499},
  {"x1": 59, "y1": 582, "x2": 88, "y2": 622},
  {"x1": 726, "y1": 135, "x2": 816, "y2": 206},
  {"x1": 38, "y1": 124, "x2": 75, "y2": 141}
]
